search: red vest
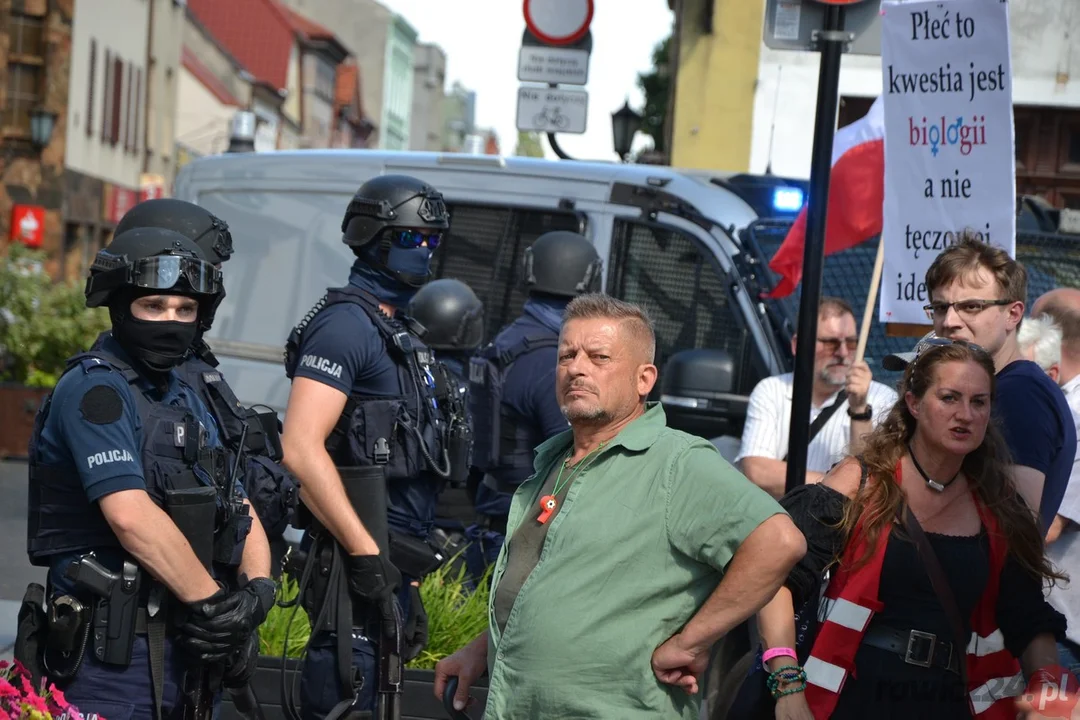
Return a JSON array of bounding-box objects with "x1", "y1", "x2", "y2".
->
[{"x1": 803, "y1": 464, "x2": 1024, "y2": 719}]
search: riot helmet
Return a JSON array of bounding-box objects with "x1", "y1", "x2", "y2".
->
[
  {"x1": 85, "y1": 227, "x2": 223, "y2": 372},
  {"x1": 407, "y1": 278, "x2": 485, "y2": 352},
  {"x1": 341, "y1": 174, "x2": 450, "y2": 288},
  {"x1": 522, "y1": 231, "x2": 602, "y2": 298},
  {"x1": 115, "y1": 198, "x2": 234, "y2": 266}
]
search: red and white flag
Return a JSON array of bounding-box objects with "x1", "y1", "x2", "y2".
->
[{"x1": 765, "y1": 96, "x2": 885, "y2": 299}]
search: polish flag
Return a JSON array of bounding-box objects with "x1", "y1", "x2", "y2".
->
[{"x1": 765, "y1": 96, "x2": 885, "y2": 299}]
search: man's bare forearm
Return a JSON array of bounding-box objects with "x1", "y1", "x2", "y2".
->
[
  {"x1": 239, "y1": 500, "x2": 272, "y2": 581},
  {"x1": 741, "y1": 457, "x2": 825, "y2": 499},
  {"x1": 283, "y1": 442, "x2": 380, "y2": 555},
  {"x1": 678, "y1": 514, "x2": 806, "y2": 651},
  {"x1": 104, "y1": 493, "x2": 220, "y2": 603}
]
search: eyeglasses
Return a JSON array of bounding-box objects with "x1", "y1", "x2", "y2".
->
[
  {"x1": 922, "y1": 298, "x2": 1012, "y2": 321},
  {"x1": 386, "y1": 228, "x2": 442, "y2": 250},
  {"x1": 818, "y1": 337, "x2": 858, "y2": 353}
]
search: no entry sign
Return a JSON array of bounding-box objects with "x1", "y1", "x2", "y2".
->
[{"x1": 523, "y1": 0, "x2": 594, "y2": 46}]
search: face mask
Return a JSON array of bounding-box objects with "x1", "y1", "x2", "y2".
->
[
  {"x1": 114, "y1": 316, "x2": 198, "y2": 372},
  {"x1": 384, "y1": 245, "x2": 433, "y2": 286}
]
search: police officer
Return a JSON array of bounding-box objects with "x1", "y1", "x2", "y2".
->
[
  {"x1": 112, "y1": 199, "x2": 299, "y2": 546},
  {"x1": 408, "y1": 278, "x2": 485, "y2": 540},
  {"x1": 281, "y1": 174, "x2": 454, "y2": 718},
  {"x1": 23, "y1": 227, "x2": 276, "y2": 720},
  {"x1": 466, "y1": 230, "x2": 602, "y2": 579}
]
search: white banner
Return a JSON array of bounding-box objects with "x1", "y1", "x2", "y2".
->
[{"x1": 880, "y1": 0, "x2": 1015, "y2": 324}]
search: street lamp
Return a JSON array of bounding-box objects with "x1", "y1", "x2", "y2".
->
[
  {"x1": 29, "y1": 107, "x2": 56, "y2": 150},
  {"x1": 610, "y1": 99, "x2": 643, "y2": 162}
]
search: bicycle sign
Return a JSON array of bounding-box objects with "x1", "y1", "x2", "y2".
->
[{"x1": 516, "y1": 85, "x2": 588, "y2": 134}]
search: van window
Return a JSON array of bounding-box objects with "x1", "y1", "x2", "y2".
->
[
  {"x1": 434, "y1": 203, "x2": 584, "y2": 340},
  {"x1": 198, "y1": 189, "x2": 355, "y2": 350},
  {"x1": 606, "y1": 219, "x2": 765, "y2": 394}
]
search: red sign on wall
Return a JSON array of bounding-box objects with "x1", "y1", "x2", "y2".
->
[{"x1": 11, "y1": 205, "x2": 45, "y2": 248}]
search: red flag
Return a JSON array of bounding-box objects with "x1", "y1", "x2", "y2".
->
[{"x1": 765, "y1": 97, "x2": 886, "y2": 299}]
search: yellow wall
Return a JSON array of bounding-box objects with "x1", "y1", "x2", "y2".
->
[{"x1": 671, "y1": 0, "x2": 765, "y2": 171}]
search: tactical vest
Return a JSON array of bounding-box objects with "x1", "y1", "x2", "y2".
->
[
  {"x1": 178, "y1": 358, "x2": 298, "y2": 539},
  {"x1": 284, "y1": 285, "x2": 451, "y2": 483},
  {"x1": 467, "y1": 332, "x2": 559, "y2": 479},
  {"x1": 431, "y1": 360, "x2": 472, "y2": 488},
  {"x1": 27, "y1": 350, "x2": 235, "y2": 568}
]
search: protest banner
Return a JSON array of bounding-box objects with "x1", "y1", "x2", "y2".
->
[{"x1": 880, "y1": 0, "x2": 1015, "y2": 325}]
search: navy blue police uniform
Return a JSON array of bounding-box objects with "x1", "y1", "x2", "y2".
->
[
  {"x1": 22, "y1": 228, "x2": 274, "y2": 720},
  {"x1": 466, "y1": 231, "x2": 603, "y2": 579},
  {"x1": 283, "y1": 175, "x2": 454, "y2": 719},
  {"x1": 110, "y1": 198, "x2": 299, "y2": 544}
]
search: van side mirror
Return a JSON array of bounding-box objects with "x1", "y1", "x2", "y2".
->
[{"x1": 659, "y1": 348, "x2": 749, "y2": 442}]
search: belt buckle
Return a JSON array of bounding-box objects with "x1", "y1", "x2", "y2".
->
[{"x1": 905, "y1": 630, "x2": 936, "y2": 668}]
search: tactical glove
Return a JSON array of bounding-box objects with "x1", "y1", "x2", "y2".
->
[
  {"x1": 404, "y1": 584, "x2": 429, "y2": 662},
  {"x1": 347, "y1": 553, "x2": 403, "y2": 639},
  {"x1": 222, "y1": 630, "x2": 260, "y2": 689},
  {"x1": 176, "y1": 578, "x2": 277, "y2": 660}
]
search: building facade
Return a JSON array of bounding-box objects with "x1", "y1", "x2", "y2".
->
[
  {"x1": 0, "y1": 0, "x2": 71, "y2": 278},
  {"x1": 410, "y1": 42, "x2": 445, "y2": 152},
  {"x1": 442, "y1": 80, "x2": 476, "y2": 152}
]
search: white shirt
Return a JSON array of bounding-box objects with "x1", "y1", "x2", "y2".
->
[
  {"x1": 1047, "y1": 374, "x2": 1080, "y2": 644},
  {"x1": 735, "y1": 372, "x2": 898, "y2": 474}
]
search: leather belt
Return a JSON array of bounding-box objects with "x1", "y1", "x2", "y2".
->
[{"x1": 863, "y1": 625, "x2": 961, "y2": 674}]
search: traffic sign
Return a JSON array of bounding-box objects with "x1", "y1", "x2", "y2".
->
[
  {"x1": 516, "y1": 85, "x2": 588, "y2": 134},
  {"x1": 764, "y1": 0, "x2": 882, "y2": 56},
  {"x1": 518, "y1": 45, "x2": 590, "y2": 85},
  {"x1": 523, "y1": 0, "x2": 593, "y2": 46}
]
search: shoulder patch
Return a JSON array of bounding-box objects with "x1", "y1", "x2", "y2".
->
[{"x1": 79, "y1": 384, "x2": 125, "y2": 425}]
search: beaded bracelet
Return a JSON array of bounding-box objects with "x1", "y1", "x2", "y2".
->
[{"x1": 766, "y1": 664, "x2": 808, "y2": 699}]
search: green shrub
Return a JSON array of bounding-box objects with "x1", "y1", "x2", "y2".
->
[
  {"x1": 258, "y1": 555, "x2": 492, "y2": 668},
  {"x1": 0, "y1": 244, "x2": 111, "y2": 388}
]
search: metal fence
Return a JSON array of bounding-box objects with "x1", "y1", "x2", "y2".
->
[{"x1": 738, "y1": 220, "x2": 1080, "y2": 388}]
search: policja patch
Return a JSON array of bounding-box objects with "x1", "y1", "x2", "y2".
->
[{"x1": 79, "y1": 384, "x2": 124, "y2": 425}]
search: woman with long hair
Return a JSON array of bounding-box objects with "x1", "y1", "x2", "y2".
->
[{"x1": 748, "y1": 340, "x2": 1068, "y2": 719}]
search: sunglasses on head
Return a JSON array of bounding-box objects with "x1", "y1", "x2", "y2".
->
[
  {"x1": 912, "y1": 337, "x2": 989, "y2": 367},
  {"x1": 385, "y1": 228, "x2": 442, "y2": 250}
]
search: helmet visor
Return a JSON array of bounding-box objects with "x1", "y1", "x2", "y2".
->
[{"x1": 132, "y1": 255, "x2": 222, "y2": 294}]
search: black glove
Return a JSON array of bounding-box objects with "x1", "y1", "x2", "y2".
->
[
  {"x1": 403, "y1": 584, "x2": 428, "y2": 662},
  {"x1": 176, "y1": 578, "x2": 278, "y2": 660},
  {"x1": 347, "y1": 554, "x2": 402, "y2": 639},
  {"x1": 222, "y1": 630, "x2": 260, "y2": 689}
]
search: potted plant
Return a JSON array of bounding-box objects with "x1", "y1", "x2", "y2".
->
[
  {"x1": 0, "y1": 657, "x2": 99, "y2": 719},
  {"x1": 0, "y1": 244, "x2": 110, "y2": 458},
  {"x1": 222, "y1": 560, "x2": 492, "y2": 720}
]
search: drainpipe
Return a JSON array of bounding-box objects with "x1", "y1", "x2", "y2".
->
[{"x1": 142, "y1": 0, "x2": 155, "y2": 173}]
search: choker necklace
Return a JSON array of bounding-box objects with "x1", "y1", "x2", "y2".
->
[{"x1": 907, "y1": 443, "x2": 960, "y2": 492}]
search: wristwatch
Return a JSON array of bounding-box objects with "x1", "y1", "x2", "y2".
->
[{"x1": 847, "y1": 405, "x2": 872, "y2": 421}]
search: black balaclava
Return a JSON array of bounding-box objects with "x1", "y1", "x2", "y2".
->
[{"x1": 109, "y1": 288, "x2": 199, "y2": 379}]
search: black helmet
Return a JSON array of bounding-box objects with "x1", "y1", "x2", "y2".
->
[
  {"x1": 115, "y1": 198, "x2": 234, "y2": 265},
  {"x1": 341, "y1": 174, "x2": 450, "y2": 287},
  {"x1": 522, "y1": 231, "x2": 602, "y2": 298},
  {"x1": 85, "y1": 227, "x2": 223, "y2": 315},
  {"x1": 407, "y1": 278, "x2": 485, "y2": 351}
]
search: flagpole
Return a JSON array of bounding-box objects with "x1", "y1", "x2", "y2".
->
[
  {"x1": 856, "y1": 238, "x2": 885, "y2": 363},
  {"x1": 784, "y1": 3, "x2": 848, "y2": 496}
]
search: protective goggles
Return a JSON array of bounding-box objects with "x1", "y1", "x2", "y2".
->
[
  {"x1": 89, "y1": 254, "x2": 223, "y2": 298},
  {"x1": 385, "y1": 228, "x2": 443, "y2": 250}
]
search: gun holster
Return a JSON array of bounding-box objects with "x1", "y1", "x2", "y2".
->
[{"x1": 388, "y1": 533, "x2": 444, "y2": 579}]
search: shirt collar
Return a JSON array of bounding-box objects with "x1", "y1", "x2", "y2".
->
[{"x1": 532, "y1": 401, "x2": 668, "y2": 471}]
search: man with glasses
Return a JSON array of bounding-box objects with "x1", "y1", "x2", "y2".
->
[
  {"x1": 281, "y1": 175, "x2": 453, "y2": 718},
  {"x1": 915, "y1": 234, "x2": 1074, "y2": 531},
  {"x1": 736, "y1": 297, "x2": 896, "y2": 498}
]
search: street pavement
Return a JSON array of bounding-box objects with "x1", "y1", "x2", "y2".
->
[{"x1": 0, "y1": 459, "x2": 41, "y2": 660}]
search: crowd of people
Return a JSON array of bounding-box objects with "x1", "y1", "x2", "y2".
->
[{"x1": 12, "y1": 169, "x2": 1080, "y2": 720}]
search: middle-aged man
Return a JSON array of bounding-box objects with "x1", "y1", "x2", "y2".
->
[
  {"x1": 433, "y1": 293, "x2": 806, "y2": 719},
  {"x1": 919, "y1": 235, "x2": 1075, "y2": 531},
  {"x1": 1030, "y1": 289, "x2": 1080, "y2": 680},
  {"x1": 736, "y1": 296, "x2": 896, "y2": 498},
  {"x1": 23, "y1": 228, "x2": 273, "y2": 719}
]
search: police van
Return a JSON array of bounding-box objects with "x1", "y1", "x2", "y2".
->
[
  {"x1": 173, "y1": 145, "x2": 812, "y2": 452},
  {"x1": 172, "y1": 141, "x2": 1080, "y2": 454}
]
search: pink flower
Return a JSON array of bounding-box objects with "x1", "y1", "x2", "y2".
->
[
  {"x1": 0, "y1": 708, "x2": 11, "y2": 720},
  {"x1": 25, "y1": 691, "x2": 48, "y2": 714},
  {"x1": 0, "y1": 679, "x2": 18, "y2": 698},
  {"x1": 9, "y1": 661, "x2": 29, "y2": 679},
  {"x1": 49, "y1": 684, "x2": 71, "y2": 711}
]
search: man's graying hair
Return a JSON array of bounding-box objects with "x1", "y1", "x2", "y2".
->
[
  {"x1": 1017, "y1": 314, "x2": 1062, "y2": 373},
  {"x1": 563, "y1": 293, "x2": 656, "y2": 363}
]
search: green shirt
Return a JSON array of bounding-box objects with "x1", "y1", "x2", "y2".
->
[{"x1": 483, "y1": 402, "x2": 786, "y2": 719}]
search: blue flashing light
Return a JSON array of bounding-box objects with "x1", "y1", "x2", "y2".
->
[{"x1": 772, "y1": 187, "x2": 804, "y2": 213}]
